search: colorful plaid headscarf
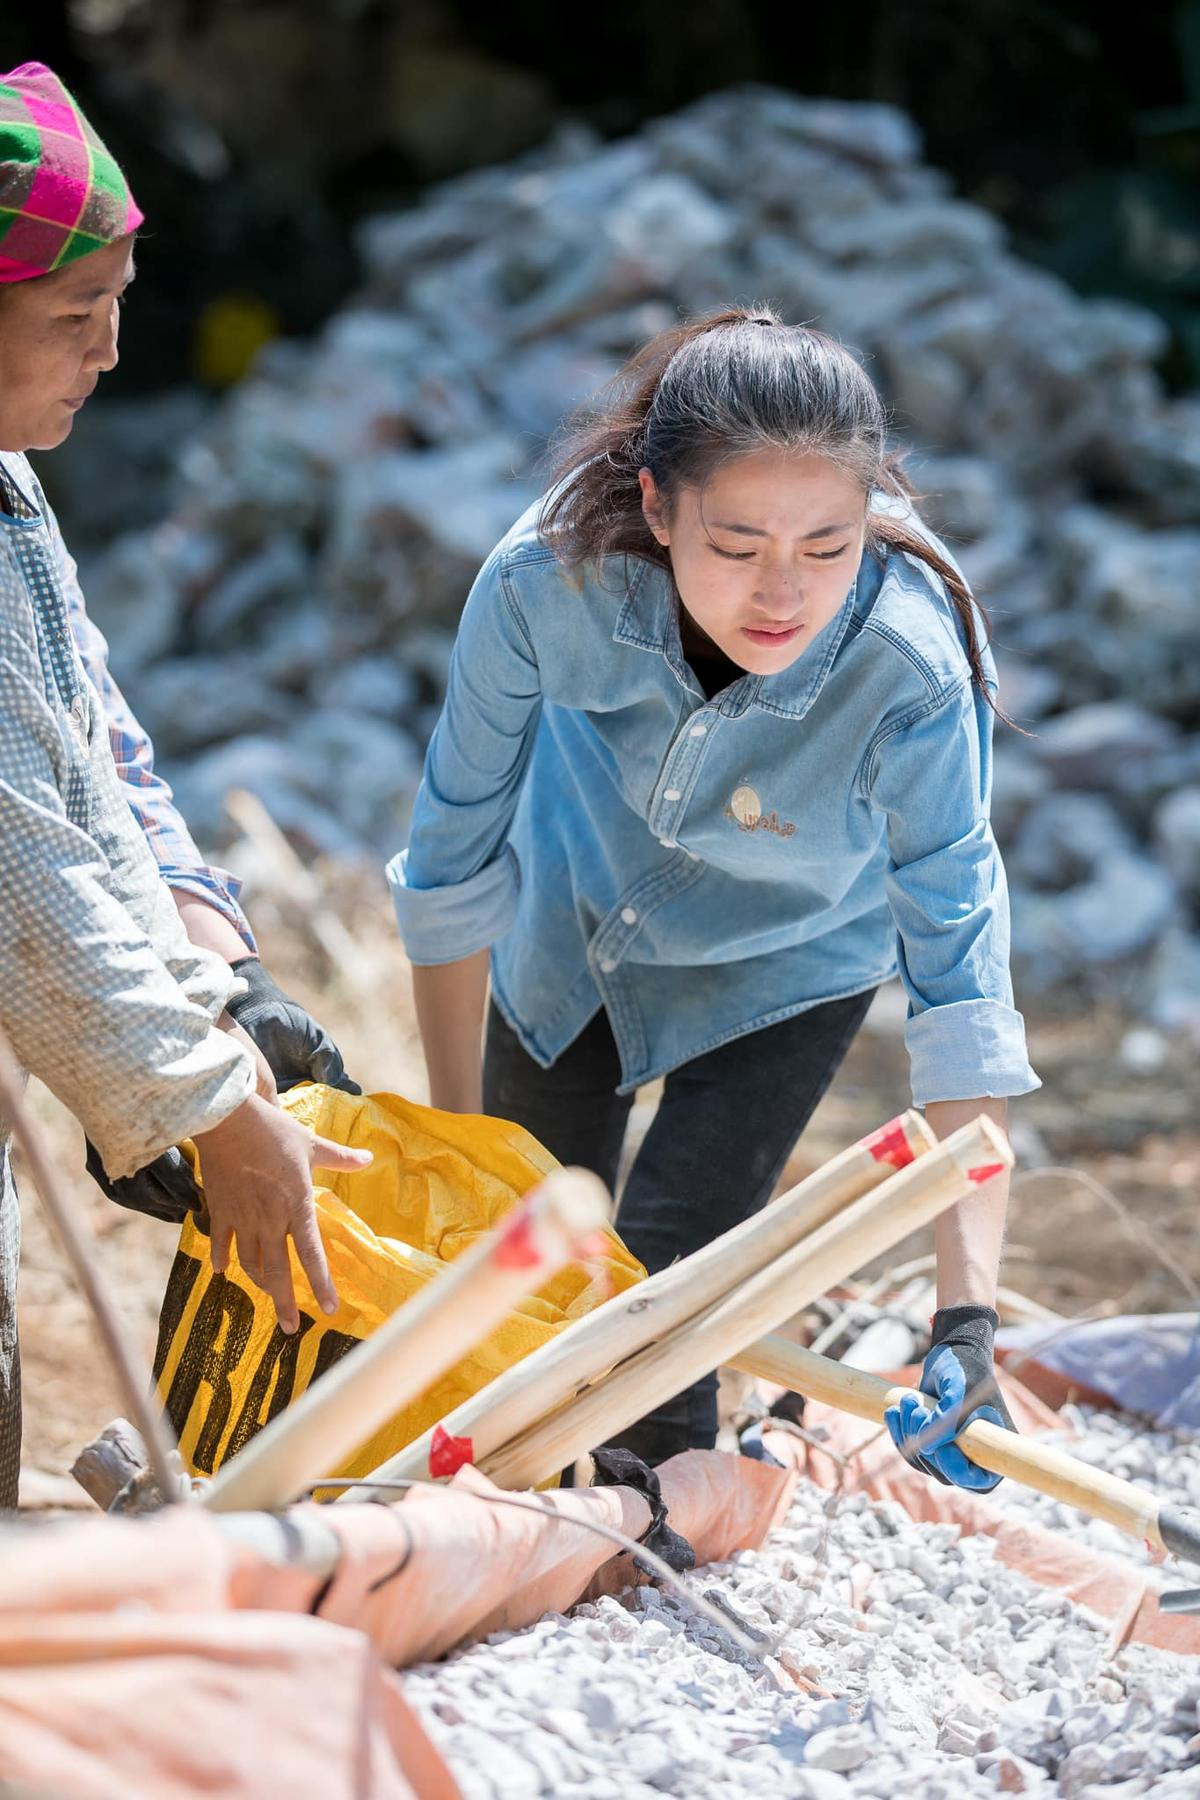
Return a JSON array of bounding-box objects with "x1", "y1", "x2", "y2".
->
[{"x1": 0, "y1": 62, "x2": 142, "y2": 284}]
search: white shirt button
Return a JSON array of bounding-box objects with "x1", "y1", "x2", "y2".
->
[
  {"x1": 689, "y1": 723, "x2": 708, "y2": 738},
  {"x1": 664, "y1": 788, "x2": 681, "y2": 801},
  {"x1": 600, "y1": 959, "x2": 617, "y2": 974},
  {"x1": 659, "y1": 838, "x2": 676, "y2": 849},
  {"x1": 620, "y1": 906, "x2": 638, "y2": 925}
]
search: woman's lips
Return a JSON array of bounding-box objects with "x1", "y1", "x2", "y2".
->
[{"x1": 741, "y1": 622, "x2": 803, "y2": 647}]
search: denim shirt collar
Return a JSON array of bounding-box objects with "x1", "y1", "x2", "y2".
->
[{"x1": 612, "y1": 552, "x2": 859, "y2": 722}]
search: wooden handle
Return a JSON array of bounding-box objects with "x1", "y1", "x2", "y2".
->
[
  {"x1": 731, "y1": 1335, "x2": 1170, "y2": 1552},
  {"x1": 344, "y1": 1110, "x2": 936, "y2": 1498},
  {"x1": 201, "y1": 1167, "x2": 610, "y2": 1513},
  {"x1": 483, "y1": 1117, "x2": 1010, "y2": 1490}
]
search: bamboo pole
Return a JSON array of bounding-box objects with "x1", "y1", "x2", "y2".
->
[
  {"x1": 200, "y1": 1166, "x2": 610, "y2": 1513},
  {"x1": 732, "y1": 1334, "x2": 1200, "y2": 1567},
  {"x1": 482, "y1": 1116, "x2": 1011, "y2": 1491},
  {"x1": 339, "y1": 1110, "x2": 936, "y2": 1500},
  {"x1": 0, "y1": 1028, "x2": 183, "y2": 1504}
]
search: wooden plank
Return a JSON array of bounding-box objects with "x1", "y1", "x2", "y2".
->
[
  {"x1": 340, "y1": 1111, "x2": 936, "y2": 1499},
  {"x1": 200, "y1": 1166, "x2": 610, "y2": 1513},
  {"x1": 481, "y1": 1117, "x2": 1010, "y2": 1490}
]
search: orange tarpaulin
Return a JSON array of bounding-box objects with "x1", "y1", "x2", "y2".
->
[
  {"x1": 0, "y1": 1448, "x2": 794, "y2": 1795},
  {"x1": 0, "y1": 1611, "x2": 455, "y2": 1800},
  {"x1": 234, "y1": 1452, "x2": 795, "y2": 1665}
]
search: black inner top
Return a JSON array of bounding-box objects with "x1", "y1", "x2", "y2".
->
[{"x1": 677, "y1": 605, "x2": 746, "y2": 701}]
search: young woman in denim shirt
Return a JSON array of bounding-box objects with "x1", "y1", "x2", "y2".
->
[{"x1": 390, "y1": 307, "x2": 1040, "y2": 1489}]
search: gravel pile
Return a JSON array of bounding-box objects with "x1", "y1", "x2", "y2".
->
[{"x1": 401, "y1": 1410, "x2": 1200, "y2": 1796}]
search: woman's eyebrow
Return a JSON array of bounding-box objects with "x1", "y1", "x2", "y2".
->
[
  {"x1": 710, "y1": 519, "x2": 855, "y2": 540},
  {"x1": 64, "y1": 262, "x2": 137, "y2": 306}
]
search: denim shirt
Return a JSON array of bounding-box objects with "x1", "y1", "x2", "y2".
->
[{"x1": 389, "y1": 494, "x2": 1039, "y2": 1106}]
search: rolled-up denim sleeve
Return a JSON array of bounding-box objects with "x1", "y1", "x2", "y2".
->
[
  {"x1": 387, "y1": 549, "x2": 541, "y2": 965},
  {"x1": 866, "y1": 678, "x2": 1040, "y2": 1105}
]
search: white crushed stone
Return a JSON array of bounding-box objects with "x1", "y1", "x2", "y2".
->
[{"x1": 401, "y1": 1409, "x2": 1200, "y2": 1796}]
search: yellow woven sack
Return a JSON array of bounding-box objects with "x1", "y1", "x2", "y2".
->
[{"x1": 152, "y1": 1085, "x2": 645, "y2": 1481}]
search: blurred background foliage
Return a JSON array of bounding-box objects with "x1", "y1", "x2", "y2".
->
[{"x1": 0, "y1": 0, "x2": 1196, "y2": 390}]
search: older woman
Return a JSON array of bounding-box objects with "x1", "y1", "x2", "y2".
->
[{"x1": 0, "y1": 61, "x2": 368, "y2": 1507}]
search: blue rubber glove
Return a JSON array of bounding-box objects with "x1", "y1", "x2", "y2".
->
[{"x1": 884, "y1": 1303, "x2": 1014, "y2": 1492}]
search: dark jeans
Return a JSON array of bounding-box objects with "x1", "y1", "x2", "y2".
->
[{"x1": 483, "y1": 989, "x2": 876, "y2": 1465}]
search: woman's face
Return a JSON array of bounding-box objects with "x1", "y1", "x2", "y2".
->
[
  {"x1": 0, "y1": 236, "x2": 134, "y2": 452},
  {"x1": 639, "y1": 449, "x2": 868, "y2": 676}
]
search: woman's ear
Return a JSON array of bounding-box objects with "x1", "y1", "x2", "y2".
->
[{"x1": 638, "y1": 467, "x2": 670, "y2": 546}]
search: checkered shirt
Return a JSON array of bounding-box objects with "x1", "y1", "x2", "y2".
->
[
  {"x1": 0, "y1": 451, "x2": 254, "y2": 1177},
  {"x1": 0, "y1": 457, "x2": 256, "y2": 951}
]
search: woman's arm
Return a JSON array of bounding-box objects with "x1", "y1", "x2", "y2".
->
[
  {"x1": 173, "y1": 890, "x2": 254, "y2": 962},
  {"x1": 924, "y1": 1095, "x2": 1008, "y2": 1306},
  {"x1": 390, "y1": 547, "x2": 543, "y2": 1105},
  {"x1": 867, "y1": 679, "x2": 1032, "y2": 1487},
  {"x1": 411, "y1": 950, "x2": 491, "y2": 1112}
]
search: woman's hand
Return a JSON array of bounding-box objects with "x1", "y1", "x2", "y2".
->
[
  {"x1": 909, "y1": 1097, "x2": 1014, "y2": 1489},
  {"x1": 884, "y1": 1303, "x2": 1015, "y2": 1490},
  {"x1": 194, "y1": 1092, "x2": 372, "y2": 1331}
]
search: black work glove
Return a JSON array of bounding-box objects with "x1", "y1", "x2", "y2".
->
[
  {"x1": 84, "y1": 1137, "x2": 201, "y2": 1225},
  {"x1": 223, "y1": 957, "x2": 360, "y2": 1095},
  {"x1": 884, "y1": 1303, "x2": 1015, "y2": 1491},
  {"x1": 591, "y1": 1446, "x2": 696, "y2": 1573}
]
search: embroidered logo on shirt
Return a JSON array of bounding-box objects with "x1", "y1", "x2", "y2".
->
[{"x1": 726, "y1": 782, "x2": 796, "y2": 838}]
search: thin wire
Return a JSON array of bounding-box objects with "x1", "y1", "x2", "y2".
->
[
  {"x1": 303, "y1": 1476, "x2": 776, "y2": 1660},
  {"x1": 1009, "y1": 1165, "x2": 1200, "y2": 1306}
]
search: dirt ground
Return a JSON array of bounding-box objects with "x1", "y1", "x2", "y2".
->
[{"x1": 15, "y1": 866, "x2": 1200, "y2": 1500}]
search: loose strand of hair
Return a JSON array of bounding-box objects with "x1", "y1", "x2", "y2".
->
[{"x1": 869, "y1": 515, "x2": 1024, "y2": 731}]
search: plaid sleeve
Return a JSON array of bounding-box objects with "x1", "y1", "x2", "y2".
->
[{"x1": 56, "y1": 525, "x2": 258, "y2": 954}]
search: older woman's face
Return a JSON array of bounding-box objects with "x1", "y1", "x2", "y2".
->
[{"x1": 0, "y1": 237, "x2": 134, "y2": 452}]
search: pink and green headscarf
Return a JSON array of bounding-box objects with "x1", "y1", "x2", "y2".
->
[{"x1": 0, "y1": 61, "x2": 142, "y2": 284}]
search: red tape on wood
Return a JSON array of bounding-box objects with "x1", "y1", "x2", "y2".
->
[
  {"x1": 967, "y1": 1162, "x2": 1006, "y2": 1185},
  {"x1": 494, "y1": 1209, "x2": 542, "y2": 1270},
  {"x1": 862, "y1": 1118, "x2": 916, "y2": 1169},
  {"x1": 430, "y1": 1423, "x2": 474, "y2": 1477}
]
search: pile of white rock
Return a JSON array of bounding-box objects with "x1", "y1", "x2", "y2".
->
[
  {"x1": 401, "y1": 1409, "x2": 1200, "y2": 1796},
  {"x1": 66, "y1": 85, "x2": 1200, "y2": 1020}
]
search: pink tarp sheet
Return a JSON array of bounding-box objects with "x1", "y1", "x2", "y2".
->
[
  {"x1": 0, "y1": 1449, "x2": 794, "y2": 1796},
  {"x1": 236, "y1": 1452, "x2": 795, "y2": 1664}
]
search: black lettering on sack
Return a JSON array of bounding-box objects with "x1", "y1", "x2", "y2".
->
[
  {"x1": 224, "y1": 1313, "x2": 317, "y2": 1461},
  {"x1": 310, "y1": 1328, "x2": 359, "y2": 1385},
  {"x1": 152, "y1": 1249, "x2": 203, "y2": 1384},
  {"x1": 163, "y1": 1274, "x2": 256, "y2": 1474}
]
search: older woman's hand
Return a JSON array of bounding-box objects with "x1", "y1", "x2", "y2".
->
[{"x1": 194, "y1": 1092, "x2": 372, "y2": 1332}]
